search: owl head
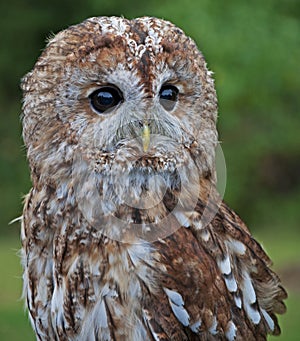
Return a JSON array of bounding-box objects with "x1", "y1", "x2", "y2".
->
[{"x1": 21, "y1": 17, "x2": 220, "y2": 241}]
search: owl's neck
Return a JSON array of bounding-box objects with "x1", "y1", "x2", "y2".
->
[{"x1": 29, "y1": 139, "x2": 216, "y2": 242}]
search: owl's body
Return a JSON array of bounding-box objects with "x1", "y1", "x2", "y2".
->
[{"x1": 21, "y1": 17, "x2": 286, "y2": 340}]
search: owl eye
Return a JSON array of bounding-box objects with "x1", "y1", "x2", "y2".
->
[
  {"x1": 89, "y1": 86, "x2": 123, "y2": 113},
  {"x1": 159, "y1": 85, "x2": 179, "y2": 111}
]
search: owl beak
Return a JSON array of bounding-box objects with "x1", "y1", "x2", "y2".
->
[{"x1": 142, "y1": 121, "x2": 150, "y2": 152}]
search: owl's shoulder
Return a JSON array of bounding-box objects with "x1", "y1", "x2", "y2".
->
[{"x1": 146, "y1": 201, "x2": 287, "y2": 340}]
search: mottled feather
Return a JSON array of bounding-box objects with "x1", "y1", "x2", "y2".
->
[{"x1": 21, "y1": 16, "x2": 286, "y2": 341}]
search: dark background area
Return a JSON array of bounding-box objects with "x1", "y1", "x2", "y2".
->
[{"x1": 0, "y1": 0, "x2": 299, "y2": 339}]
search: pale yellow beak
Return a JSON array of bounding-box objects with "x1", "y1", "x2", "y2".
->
[{"x1": 142, "y1": 122, "x2": 150, "y2": 152}]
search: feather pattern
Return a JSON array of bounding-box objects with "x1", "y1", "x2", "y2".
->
[{"x1": 21, "y1": 16, "x2": 287, "y2": 341}]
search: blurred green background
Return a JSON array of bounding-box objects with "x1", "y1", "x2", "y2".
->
[{"x1": 0, "y1": 0, "x2": 299, "y2": 340}]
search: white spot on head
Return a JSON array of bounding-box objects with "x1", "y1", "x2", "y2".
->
[
  {"x1": 225, "y1": 321, "x2": 237, "y2": 341},
  {"x1": 164, "y1": 288, "x2": 190, "y2": 326}
]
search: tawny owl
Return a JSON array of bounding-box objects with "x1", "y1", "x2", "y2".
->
[{"x1": 21, "y1": 16, "x2": 287, "y2": 340}]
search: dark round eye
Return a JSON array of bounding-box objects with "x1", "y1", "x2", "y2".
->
[
  {"x1": 159, "y1": 84, "x2": 179, "y2": 111},
  {"x1": 89, "y1": 86, "x2": 123, "y2": 113}
]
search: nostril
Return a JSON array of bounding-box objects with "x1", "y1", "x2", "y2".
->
[{"x1": 137, "y1": 120, "x2": 152, "y2": 128}]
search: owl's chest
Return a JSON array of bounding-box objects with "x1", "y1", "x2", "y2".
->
[{"x1": 48, "y1": 223, "x2": 158, "y2": 339}]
